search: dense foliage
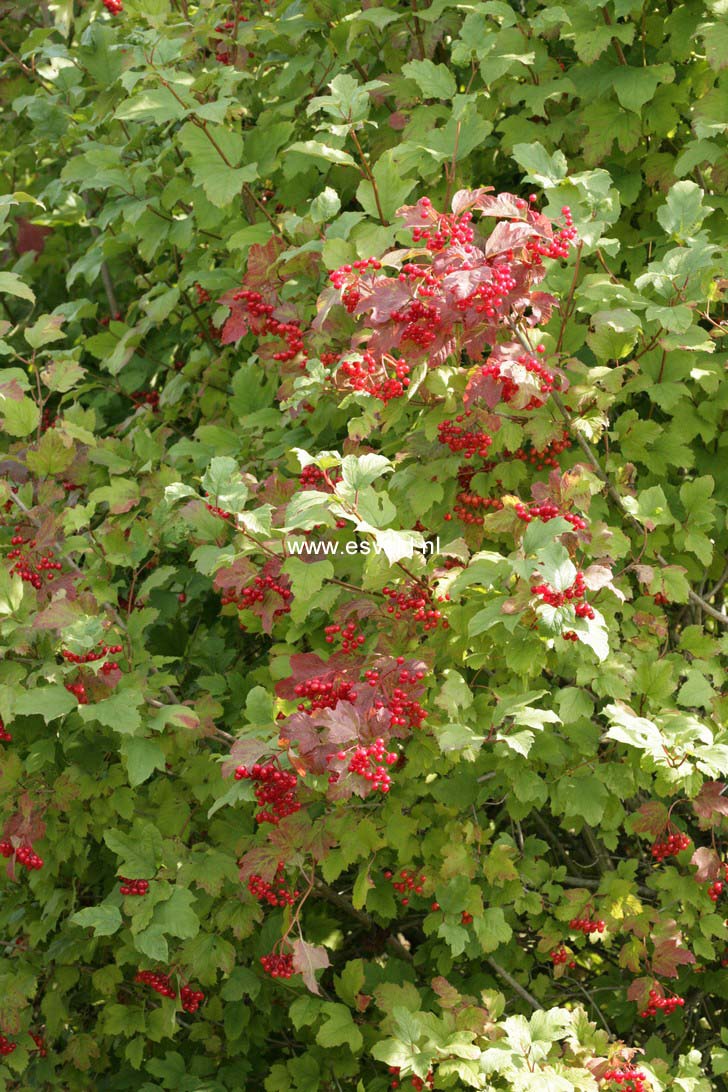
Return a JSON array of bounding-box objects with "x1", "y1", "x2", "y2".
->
[{"x1": 0, "y1": 0, "x2": 726, "y2": 1088}]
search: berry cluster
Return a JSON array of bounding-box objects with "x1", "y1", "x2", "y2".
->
[
  {"x1": 131, "y1": 389, "x2": 160, "y2": 413},
  {"x1": 7, "y1": 532, "x2": 63, "y2": 590},
  {"x1": 531, "y1": 570, "x2": 594, "y2": 619},
  {"x1": 201, "y1": 490, "x2": 234, "y2": 522},
  {"x1": 260, "y1": 951, "x2": 295, "y2": 979},
  {"x1": 220, "y1": 569, "x2": 292, "y2": 622},
  {"x1": 653, "y1": 592, "x2": 670, "y2": 606},
  {"x1": 195, "y1": 285, "x2": 211, "y2": 305},
  {"x1": 328, "y1": 256, "x2": 382, "y2": 292},
  {"x1": 212, "y1": 19, "x2": 249, "y2": 65},
  {"x1": 385, "y1": 868, "x2": 426, "y2": 905},
  {"x1": 437, "y1": 415, "x2": 492, "y2": 459},
  {"x1": 0, "y1": 840, "x2": 43, "y2": 870},
  {"x1": 234, "y1": 762, "x2": 300, "y2": 825},
  {"x1": 651, "y1": 830, "x2": 691, "y2": 862},
  {"x1": 343, "y1": 739, "x2": 398, "y2": 793},
  {"x1": 449, "y1": 466, "x2": 504, "y2": 526},
  {"x1": 180, "y1": 985, "x2": 205, "y2": 1013},
  {"x1": 550, "y1": 946, "x2": 576, "y2": 968},
  {"x1": 322, "y1": 192, "x2": 576, "y2": 372},
  {"x1": 119, "y1": 877, "x2": 149, "y2": 896},
  {"x1": 29, "y1": 1032, "x2": 47, "y2": 1057},
  {"x1": 457, "y1": 265, "x2": 518, "y2": 322},
  {"x1": 0, "y1": 1036, "x2": 16, "y2": 1056},
  {"x1": 411, "y1": 197, "x2": 474, "y2": 250},
  {"x1": 708, "y1": 877, "x2": 727, "y2": 902},
  {"x1": 248, "y1": 863, "x2": 300, "y2": 908},
  {"x1": 481, "y1": 350, "x2": 554, "y2": 408},
  {"x1": 293, "y1": 676, "x2": 357, "y2": 713},
  {"x1": 569, "y1": 915, "x2": 605, "y2": 936},
  {"x1": 601, "y1": 1067, "x2": 648, "y2": 1092},
  {"x1": 299, "y1": 465, "x2": 341, "y2": 492},
  {"x1": 527, "y1": 206, "x2": 576, "y2": 261},
  {"x1": 65, "y1": 679, "x2": 88, "y2": 704},
  {"x1": 0, "y1": 717, "x2": 11, "y2": 743},
  {"x1": 382, "y1": 668, "x2": 427, "y2": 729},
  {"x1": 383, "y1": 585, "x2": 448, "y2": 632},
  {"x1": 135, "y1": 971, "x2": 204, "y2": 1012},
  {"x1": 496, "y1": 431, "x2": 572, "y2": 471},
  {"x1": 515, "y1": 501, "x2": 587, "y2": 531},
  {"x1": 62, "y1": 643, "x2": 123, "y2": 666},
  {"x1": 324, "y1": 621, "x2": 366, "y2": 654},
  {"x1": 364, "y1": 665, "x2": 428, "y2": 729},
  {"x1": 450, "y1": 493, "x2": 504, "y2": 526},
  {"x1": 102, "y1": 0, "x2": 123, "y2": 12},
  {"x1": 639, "y1": 989, "x2": 684, "y2": 1018},
  {"x1": 335, "y1": 351, "x2": 411, "y2": 403},
  {"x1": 229, "y1": 288, "x2": 307, "y2": 366}
]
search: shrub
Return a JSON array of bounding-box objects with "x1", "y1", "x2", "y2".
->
[{"x1": 0, "y1": 1, "x2": 726, "y2": 1089}]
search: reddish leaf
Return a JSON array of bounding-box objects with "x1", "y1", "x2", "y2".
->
[
  {"x1": 16, "y1": 217, "x2": 52, "y2": 256},
  {"x1": 651, "y1": 938, "x2": 695, "y2": 978},
  {"x1": 221, "y1": 738, "x2": 270, "y2": 779},
  {"x1": 238, "y1": 843, "x2": 283, "y2": 883},
  {"x1": 484, "y1": 220, "x2": 539, "y2": 257},
  {"x1": 630, "y1": 801, "x2": 669, "y2": 837},
  {"x1": 291, "y1": 938, "x2": 330, "y2": 995},
  {"x1": 692, "y1": 782, "x2": 728, "y2": 825},
  {"x1": 690, "y1": 845, "x2": 723, "y2": 882},
  {"x1": 626, "y1": 977, "x2": 654, "y2": 1007}
]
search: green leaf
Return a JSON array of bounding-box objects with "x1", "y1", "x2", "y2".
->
[
  {"x1": 561, "y1": 774, "x2": 609, "y2": 826},
  {"x1": 402, "y1": 59, "x2": 457, "y2": 100},
  {"x1": 511, "y1": 142, "x2": 568, "y2": 187},
  {"x1": 201, "y1": 456, "x2": 249, "y2": 512},
  {"x1": 622, "y1": 485, "x2": 673, "y2": 529},
  {"x1": 152, "y1": 887, "x2": 199, "y2": 939},
  {"x1": 1, "y1": 395, "x2": 40, "y2": 437},
  {"x1": 340, "y1": 453, "x2": 392, "y2": 491},
  {"x1": 315, "y1": 1003, "x2": 364, "y2": 1051},
  {"x1": 586, "y1": 309, "x2": 641, "y2": 361},
  {"x1": 25, "y1": 313, "x2": 65, "y2": 349},
  {"x1": 104, "y1": 825, "x2": 162, "y2": 877},
  {"x1": 357, "y1": 150, "x2": 417, "y2": 223},
  {"x1": 310, "y1": 187, "x2": 341, "y2": 224},
  {"x1": 79, "y1": 690, "x2": 143, "y2": 735},
  {"x1": 133, "y1": 924, "x2": 169, "y2": 962},
  {"x1": 72, "y1": 904, "x2": 123, "y2": 937},
  {"x1": 657, "y1": 180, "x2": 709, "y2": 240},
  {"x1": 178, "y1": 122, "x2": 255, "y2": 207},
  {"x1": 282, "y1": 558, "x2": 335, "y2": 622},
  {"x1": 474, "y1": 907, "x2": 513, "y2": 952},
  {"x1": 0, "y1": 569, "x2": 23, "y2": 615},
  {"x1": 15, "y1": 685, "x2": 77, "y2": 722},
  {"x1": 121, "y1": 738, "x2": 166, "y2": 786},
  {"x1": 0, "y1": 271, "x2": 35, "y2": 303},
  {"x1": 115, "y1": 88, "x2": 189, "y2": 124},
  {"x1": 288, "y1": 141, "x2": 358, "y2": 169},
  {"x1": 612, "y1": 65, "x2": 674, "y2": 113}
]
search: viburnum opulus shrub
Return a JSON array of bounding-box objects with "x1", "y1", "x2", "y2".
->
[{"x1": 0, "y1": 1, "x2": 726, "y2": 1090}]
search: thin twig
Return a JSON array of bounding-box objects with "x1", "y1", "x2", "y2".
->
[{"x1": 487, "y1": 959, "x2": 542, "y2": 1010}]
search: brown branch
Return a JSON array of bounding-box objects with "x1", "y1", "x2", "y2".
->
[
  {"x1": 348, "y1": 128, "x2": 388, "y2": 226},
  {"x1": 601, "y1": 7, "x2": 628, "y2": 65},
  {"x1": 486, "y1": 959, "x2": 542, "y2": 1010}
]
